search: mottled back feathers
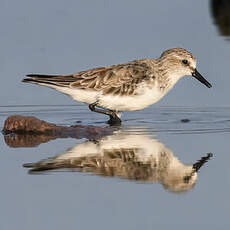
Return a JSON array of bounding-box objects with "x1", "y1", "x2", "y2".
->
[{"x1": 24, "y1": 60, "x2": 154, "y2": 96}]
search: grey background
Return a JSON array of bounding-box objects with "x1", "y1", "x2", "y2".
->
[
  {"x1": 0, "y1": 0, "x2": 228, "y2": 107},
  {"x1": 1, "y1": 0, "x2": 230, "y2": 229}
]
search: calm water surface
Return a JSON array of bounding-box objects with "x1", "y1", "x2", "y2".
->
[
  {"x1": 1, "y1": 0, "x2": 230, "y2": 229},
  {"x1": 1, "y1": 105, "x2": 230, "y2": 229}
]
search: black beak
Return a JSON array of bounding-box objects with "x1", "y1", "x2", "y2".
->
[
  {"x1": 193, "y1": 153, "x2": 213, "y2": 172},
  {"x1": 192, "y1": 69, "x2": 212, "y2": 88}
]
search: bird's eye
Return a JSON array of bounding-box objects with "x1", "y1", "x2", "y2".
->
[
  {"x1": 183, "y1": 176, "x2": 190, "y2": 183},
  {"x1": 182, "y1": 59, "x2": 189, "y2": 65}
]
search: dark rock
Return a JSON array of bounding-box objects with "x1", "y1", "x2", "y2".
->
[
  {"x1": 3, "y1": 115, "x2": 58, "y2": 135},
  {"x1": 2, "y1": 115, "x2": 114, "y2": 147}
]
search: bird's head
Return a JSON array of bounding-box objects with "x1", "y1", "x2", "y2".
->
[{"x1": 159, "y1": 48, "x2": 212, "y2": 88}]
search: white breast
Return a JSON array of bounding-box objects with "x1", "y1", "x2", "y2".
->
[
  {"x1": 49, "y1": 83, "x2": 168, "y2": 111},
  {"x1": 98, "y1": 85, "x2": 166, "y2": 111}
]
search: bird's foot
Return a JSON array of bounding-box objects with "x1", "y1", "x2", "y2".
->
[{"x1": 107, "y1": 114, "x2": 121, "y2": 126}]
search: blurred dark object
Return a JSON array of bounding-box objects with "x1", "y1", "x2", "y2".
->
[
  {"x1": 2, "y1": 115, "x2": 113, "y2": 147},
  {"x1": 211, "y1": 0, "x2": 230, "y2": 37},
  {"x1": 181, "y1": 119, "x2": 190, "y2": 123}
]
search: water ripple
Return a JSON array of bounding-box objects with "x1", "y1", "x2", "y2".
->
[{"x1": 1, "y1": 105, "x2": 230, "y2": 134}]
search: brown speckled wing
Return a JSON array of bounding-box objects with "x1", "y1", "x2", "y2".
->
[
  {"x1": 71, "y1": 60, "x2": 152, "y2": 96},
  {"x1": 24, "y1": 60, "x2": 153, "y2": 96}
]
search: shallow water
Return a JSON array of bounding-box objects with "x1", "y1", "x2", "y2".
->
[
  {"x1": 1, "y1": 105, "x2": 230, "y2": 229},
  {"x1": 1, "y1": 0, "x2": 230, "y2": 229}
]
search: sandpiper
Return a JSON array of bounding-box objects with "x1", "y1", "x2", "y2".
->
[{"x1": 23, "y1": 48, "x2": 212, "y2": 124}]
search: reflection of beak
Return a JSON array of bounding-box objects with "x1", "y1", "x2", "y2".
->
[
  {"x1": 192, "y1": 69, "x2": 212, "y2": 88},
  {"x1": 193, "y1": 153, "x2": 213, "y2": 172}
]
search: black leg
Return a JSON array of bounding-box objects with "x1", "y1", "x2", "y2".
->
[{"x1": 89, "y1": 102, "x2": 121, "y2": 125}]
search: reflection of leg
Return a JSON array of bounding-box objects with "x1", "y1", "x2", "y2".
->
[{"x1": 89, "y1": 102, "x2": 121, "y2": 125}]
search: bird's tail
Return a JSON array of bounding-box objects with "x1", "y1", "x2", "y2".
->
[
  {"x1": 23, "y1": 159, "x2": 68, "y2": 172},
  {"x1": 22, "y1": 74, "x2": 76, "y2": 87}
]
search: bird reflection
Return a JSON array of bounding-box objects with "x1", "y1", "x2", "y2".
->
[
  {"x1": 210, "y1": 0, "x2": 230, "y2": 37},
  {"x1": 24, "y1": 132, "x2": 212, "y2": 193}
]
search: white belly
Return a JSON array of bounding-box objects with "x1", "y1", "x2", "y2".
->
[
  {"x1": 53, "y1": 86, "x2": 100, "y2": 104},
  {"x1": 48, "y1": 84, "x2": 166, "y2": 111},
  {"x1": 98, "y1": 87, "x2": 165, "y2": 111}
]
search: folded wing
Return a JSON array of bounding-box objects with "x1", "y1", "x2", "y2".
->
[{"x1": 23, "y1": 60, "x2": 152, "y2": 96}]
